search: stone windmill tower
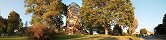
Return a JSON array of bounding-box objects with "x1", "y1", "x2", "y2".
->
[{"x1": 66, "y1": 2, "x2": 80, "y2": 35}]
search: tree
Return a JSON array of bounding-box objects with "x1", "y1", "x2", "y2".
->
[
  {"x1": 2, "y1": 18, "x2": 8, "y2": 35},
  {"x1": 154, "y1": 24, "x2": 165, "y2": 35},
  {"x1": 96, "y1": 25, "x2": 105, "y2": 34},
  {"x1": 0, "y1": 16, "x2": 7, "y2": 35},
  {"x1": 153, "y1": 14, "x2": 166, "y2": 35},
  {"x1": 24, "y1": 0, "x2": 64, "y2": 34},
  {"x1": 163, "y1": 14, "x2": 166, "y2": 28},
  {"x1": 140, "y1": 28, "x2": 147, "y2": 34},
  {"x1": 154, "y1": 14, "x2": 166, "y2": 35},
  {"x1": 113, "y1": 24, "x2": 122, "y2": 36},
  {"x1": 127, "y1": 17, "x2": 138, "y2": 35},
  {"x1": 18, "y1": 19, "x2": 23, "y2": 31},
  {"x1": 62, "y1": 3, "x2": 68, "y2": 16},
  {"x1": 81, "y1": 0, "x2": 114, "y2": 35},
  {"x1": 81, "y1": 0, "x2": 135, "y2": 35},
  {"x1": 161, "y1": 14, "x2": 166, "y2": 35},
  {"x1": 24, "y1": 0, "x2": 62, "y2": 24},
  {"x1": 7, "y1": 11, "x2": 22, "y2": 36}
]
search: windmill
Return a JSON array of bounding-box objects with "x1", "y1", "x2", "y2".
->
[{"x1": 66, "y1": 2, "x2": 80, "y2": 35}]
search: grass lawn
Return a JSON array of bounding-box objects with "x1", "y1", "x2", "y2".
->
[
  {"x1": 54, "y1": 35, "x2": 86, "y2": 40},
  {"x1": 100, "y1": 36, "x2": 140, "y2": 40},
  {"x1": 0, "y1": 35, "x2": 141, "y2": 40},
  {"x1": 54, "y1": 34, "x2": 141, "y2": 40},
  {"x1": 0, "y1": 36, "x2": 28, "y2": 40}
]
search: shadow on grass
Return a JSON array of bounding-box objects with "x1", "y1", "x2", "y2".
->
[
  {"x1": 0, "y1": 36, "x2": 28, "y2": 40},
  {"x1": 141, "y1": 35, "x2": 166, "y2": 40},
  {"x1": 54, "y1": 35, "x2": 85, "y2": 40},
  {"x1": 99, "y1": 37, "x2": 115, "y2": 40}
]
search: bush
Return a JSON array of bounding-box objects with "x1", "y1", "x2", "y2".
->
[
  {"x1": 140, "y1": 28, "x2": 147, "y2": 35},
  {"x1": 26, "y1": 23, "x2": 55, "y2": 40}
]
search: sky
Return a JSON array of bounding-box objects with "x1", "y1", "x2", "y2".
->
[{"x1": 0, "y1": 0, "x2": 166, "y2": 32}]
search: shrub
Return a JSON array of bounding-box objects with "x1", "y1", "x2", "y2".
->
[
  {"x1": 26, "y1": 23, "x2": 55, "y2": 40},
  {"x1": 140, "y1": 28, "x2": 147, "y2": 35}
]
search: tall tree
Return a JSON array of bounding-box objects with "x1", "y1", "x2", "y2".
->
[
  {"x1": 154, "y1": 14, "x2": 166, "y2": 35},
  {"x1": 62, "y1": 3, "x2": 68, "y2": 16},
  {"x1": 24, "y1": 0, "x2": 64, "y2": 34},
  {"x1": 24, "y1": 0, "x2": 62, "y2": 24},
  {"x1": 0, "y1": 14, "x2": 8, "y2": 35},
  {"x1": 162, "y1": 14, "x2": 166, "y2": 34},
  {"x1": 81, "y1": 0, "x2": 112, "y2": 35},
  {"x1": 81, "y1": 0, "x2": 135, "y2": 35},
  {"x1": 0, "y1": 16, "x2": 6, "y2": 34},
  {"x1": 7, "y1": 11, "x2": 21, "y2": 36},
  {"x1": 163, "y1": 14, "x2": 166, "y2": 27},
  {"x1": 154, "y1": 24, "x2": 165, "y2": 35}
]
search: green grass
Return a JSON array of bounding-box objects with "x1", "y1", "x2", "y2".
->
[
  {"x1": 0, "y1": 35, "x2": 141, "y2": 40},
  {"x1": 54, "y1": 35, "x2": 86, "y2": 40},
  {"x1": 54, "y1": 35, "x2": 141, "y2": 40},
  {"x1": 0, "y1": 36, "x2": 28, "y2": 40}
]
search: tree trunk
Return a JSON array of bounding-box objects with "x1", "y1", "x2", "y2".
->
[
  {"x1": 58, "y1": 26, "x2": 61, "y2": 34},
  {"x1": 127, "y1": 27, "x2": 132, "y2": 36},
  {"x1": 103, "y1": 21, "x2": 109, "y2": 35},
  {"x1": 104, "y1": 27, "x2": 108, "y2": 35}
]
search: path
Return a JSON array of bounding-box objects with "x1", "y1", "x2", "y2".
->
[{"x1": 140, "y1": 36, "x2": 166, "y2": 40}]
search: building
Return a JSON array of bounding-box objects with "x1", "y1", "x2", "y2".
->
[{"x1": 66, "y1": 2, "x2": 80, "y2": 35}]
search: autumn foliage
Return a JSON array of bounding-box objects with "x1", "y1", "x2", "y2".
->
[{"x1": 27, "y1": 23, "x2": 55, "y2": 40}]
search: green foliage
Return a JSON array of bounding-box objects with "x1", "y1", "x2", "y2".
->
[
  {"x1": 0, "y1": 16, "x2": 5, "y2": 34},
  {"x1": 62, "y1": 3, "x2": 68, "y2": 16},
  {"x1": 24, "y1": 0, "x2": 64, "y2": 34},
  {"x1": 24, "y1": 0, "x2": 66, "y2": 39},
  {"x1": 7, "y1": 11, "x2": 22, "y2": 36},
  {"x1": 24, "y1": 0, "x2": 63, "y2": 24},
  {"x1": 127, "y1": 17, "x2": 138, "y2": 35},
  {"x1": 81, "y1": 0, "x2": 135, "y2": 35},
  {"x1": 162, "y1": 14, "x2": 166, "y2": 35},
  {"x1": 0, "y1": 18, "x2": 8, "y2": 36},
  {"x1": 163, "y1": 14, "x2": 166, "y2": 27},
  {"x1": 154, "y1": 14, "x2": 166, "y2": 35},
  {"x1": 154, "y1": 24, "x2": 166, "y2": 35},
  {"x1": 96, "y1": 26, "x2": 105, "y2": 34},
  {"x1": 113, "y1": 24, "x2": 122, "y2": 36}
]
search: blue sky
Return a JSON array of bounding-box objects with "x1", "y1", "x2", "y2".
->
[
  {"x1": 0, "y1": 0, "x2": 32, "y2": 26},
  {"x1": 132, "y1": 0, "x2": 166, "y2": 32},
  {"x1": 0, "y1": 0, "x2": 166, "y2": 32}
]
